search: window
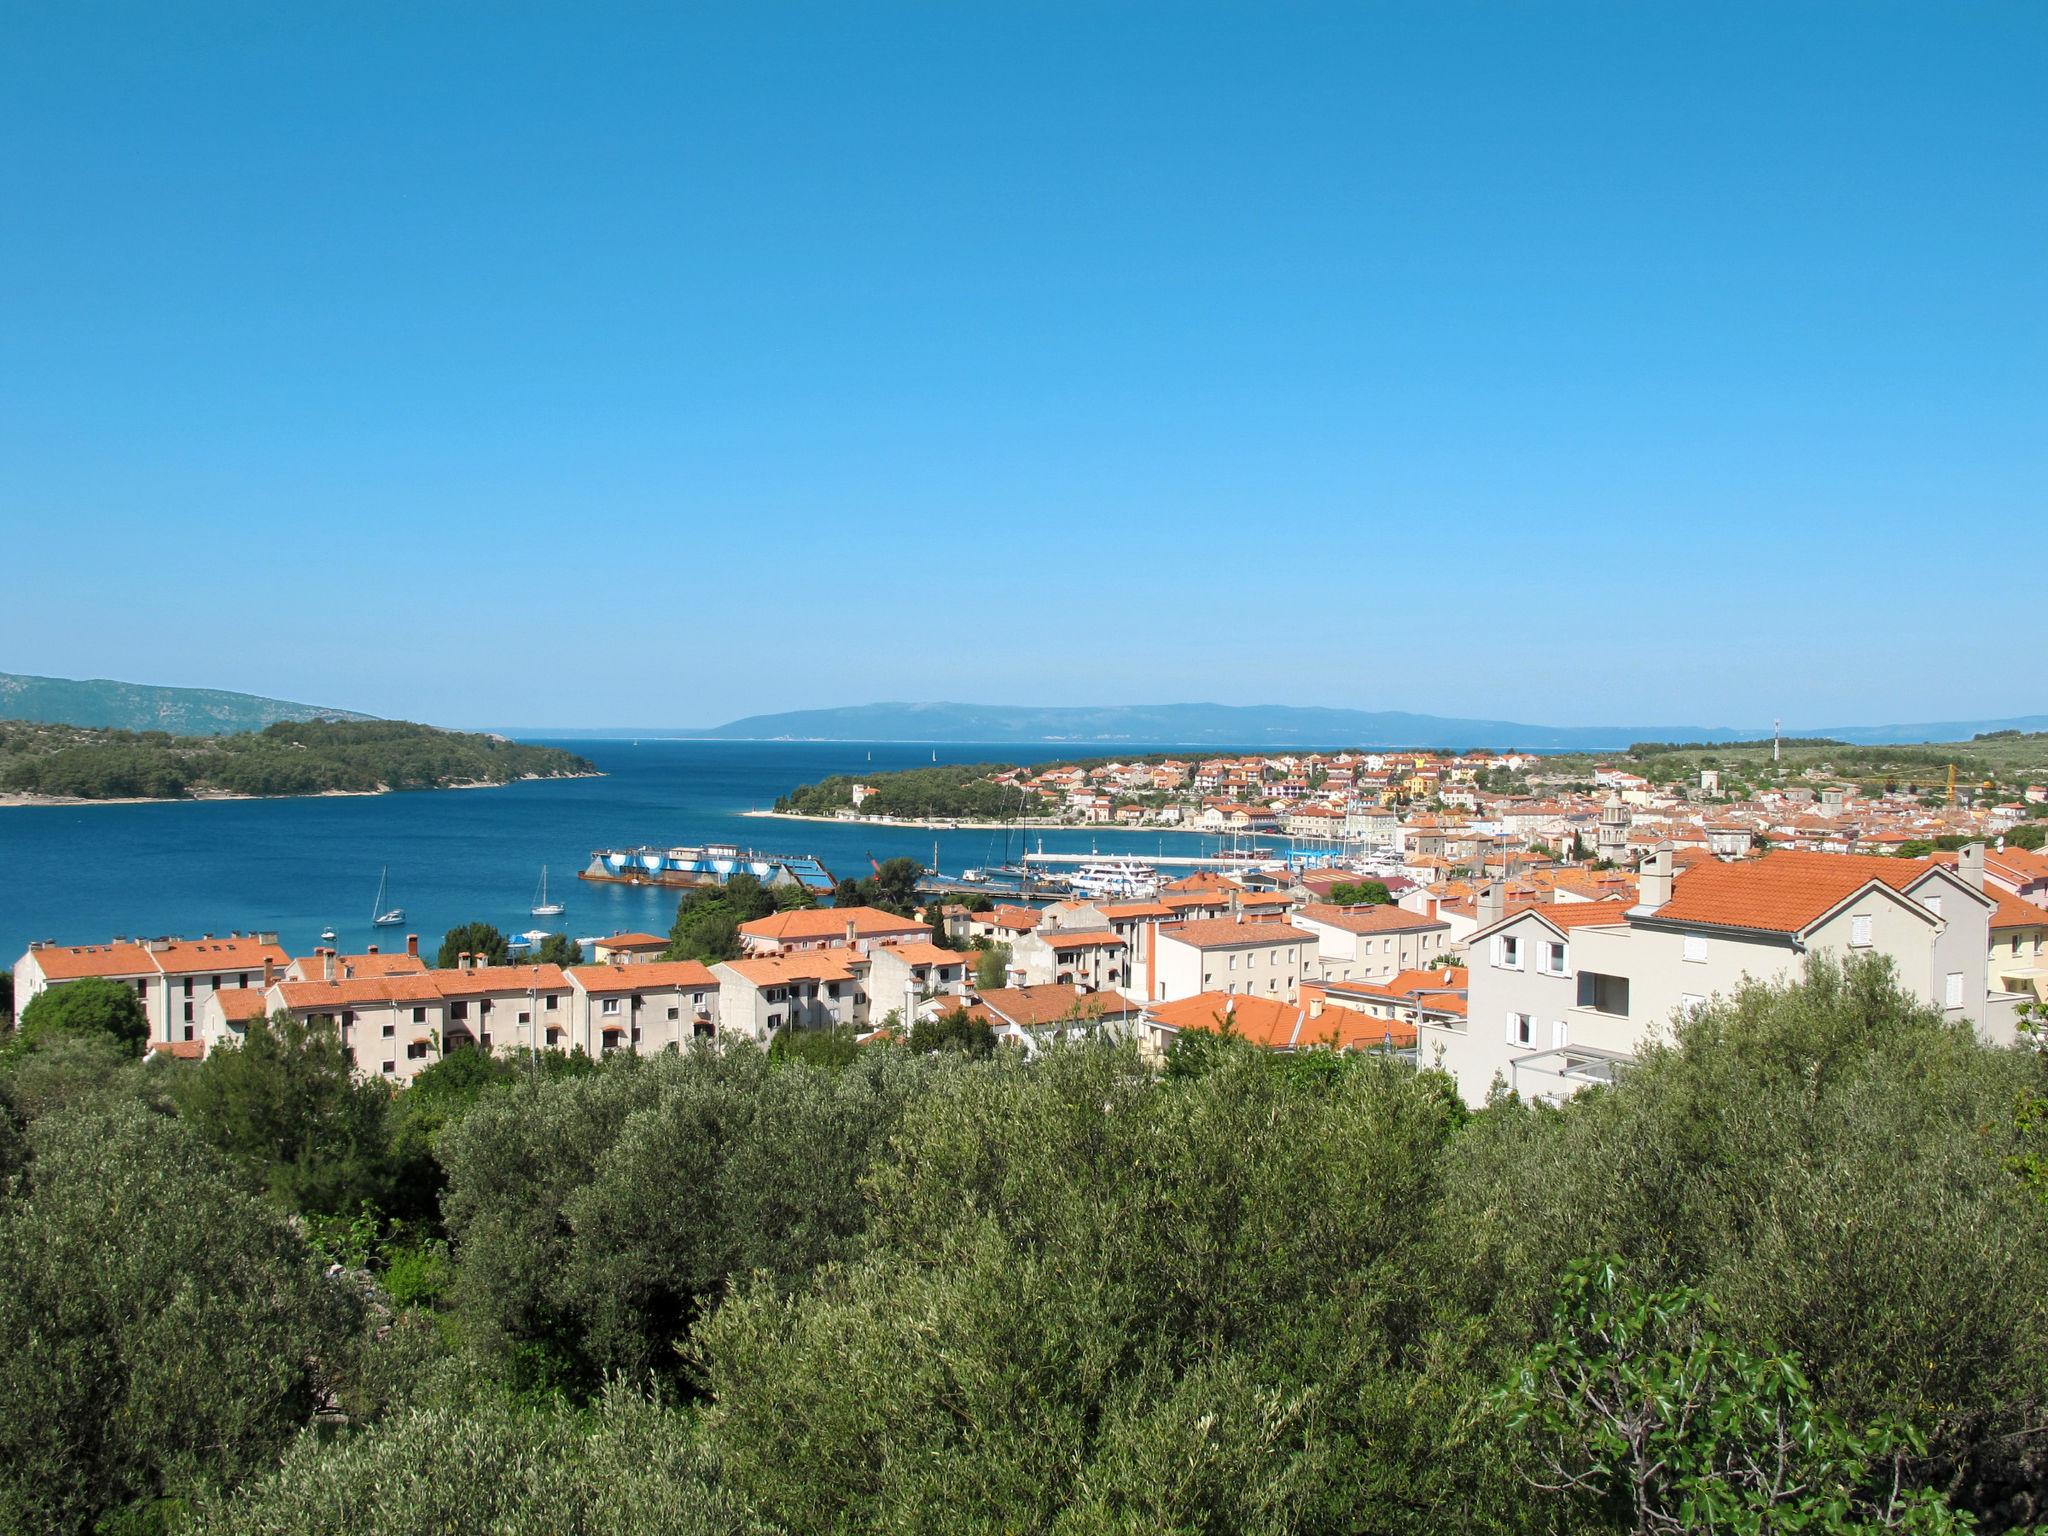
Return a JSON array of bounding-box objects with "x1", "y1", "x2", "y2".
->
[
  {"x1": 1496, "y1": 935, "x2": 1522, "y2": 970},
  {"x1": 413, "y1": 1006, "x2": 426, "y2": 1024},
  {"x1": 182, "y1": 1001, "x2": 194, "y2": 1023},
  {"x1": 479, "y1": 1032, "x2": 491, "y2": 1047},
  {"x1": 340, "y1": 1010, "x2": 354, "y2": 1028},
  {"x1": 1544, "y1": 941, "x2": 1568, "y2": 975},
  {"x1": 667, "y1": 1006, "x2": 679, "y2": 1020},
  {"x1": 1228, "y1": 954, "x2": 1238, "y2": 970},
  {"x1": 602, "y1": 998, "x2": 621, "y2": 1016},
  {"x1": 1851, "y1": 913, "x2": 1873, "y2": 948},
  {"x1": 407, "y1": 1041, "x2": 430, "y2": 1060},
  {"x1": 1922, "y1": 895, "x2": 1943, "y2": 919},
  {"x1": 517, "y1": 1010, "x2": 531, "y2": 1025},
  {"x1": 1576, "y1": 972, "x2": 1630, "y2": 1016},
  {"x1": 545, "y1": 994, "x2": 560, "y2": 1009},
  {"x1": 1682, "y1": 935, "x2": 1707, "y2": 964},
  {"x1": 1551, "y1": 1020, "x2": 1569, "y2": 1049},
  {"x1": 1679, "y1": 992, "x2": 1706, "y2": 1013},
  {"x1": 382, "y1": 1060, "x2": 396, "y2": 1075},
  {"x1": 1945, "y1": 971, "x2": 1964, "y2": 1009},
  {"x1": 381, "y1": 1023, "x2": 395, "y2": 1038},
  {"x1": 1505, "y1": 1013, "x2": 1534, "y2": 1046},
  {"x1": 183, "y1": 978, "x2": 193, "y2": 997},
  {"x1": 183, "y1": 1024, "x2": 194, "y2": 1042}
]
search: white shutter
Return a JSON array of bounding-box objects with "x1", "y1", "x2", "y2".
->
[
  {"x1": 1945, "y1": 972, "x2": 1964, "y2": 1009},
  {"x1": 1551, "y1": 1019, "x2": 1568, "y2": 1049},
  {"x1": 1851, "y1": 914, "x2": 1873, "y2": 947},
  {"x1": 1505, "y1": 1013, "x2": 1519, "y2": 1044}
]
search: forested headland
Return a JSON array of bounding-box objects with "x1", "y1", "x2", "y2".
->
[
  {"x1": 0, "y1": 719, "x2": 596, "y2": 802},
  {"x1": 2, "y1": 958, "x2": 2046, "y2": 1533}
]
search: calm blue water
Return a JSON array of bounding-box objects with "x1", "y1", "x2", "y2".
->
[{"x1": 0, "y1": 740, "x2": 1277, "y2": 964}]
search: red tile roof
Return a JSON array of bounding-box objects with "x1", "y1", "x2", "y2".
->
[
  {"x1": 569, "y1": 960, "x2": 719, "y2": 992},
  {"x1": 1648, "y1": 850, "x2": 1943, "y2": 935},
  {"x1": 1159, "y1": 917, "x2": 1312, "y2": 949},
  {"x1": 1298, "y1": 903, "x2": 1449, "y2": 935},
  {"x1": 739, "y1": 907, "x2": 928, "y2": 942}
]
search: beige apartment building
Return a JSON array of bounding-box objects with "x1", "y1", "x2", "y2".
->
[
  {"x1": 713, "y1": 947, "x2": 865, "y2": 1041},
  {"x1": 13, "y1": 932, "x2": 291, "y2": 1047},
  {"x1": 1293, "y1": 903, "x2": 1453, "y2": 983},
  {"x1": 1147, "y1": 916, "x2": 1317, "y2": 1004},
  {"x1": 737, "y1": 905, "x2": 929, "y2": 955}
]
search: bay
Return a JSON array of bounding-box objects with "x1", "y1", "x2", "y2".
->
[{"x1": 0, "y1": 739, "x2": 1275, "y2": 964}]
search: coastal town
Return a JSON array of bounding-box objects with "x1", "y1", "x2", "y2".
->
[{"x1": 15, "y1": 733, "x2": 2047, "y2": 1109}]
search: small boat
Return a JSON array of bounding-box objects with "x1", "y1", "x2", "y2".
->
[
  {"x1": 530, "y1": 865, "x2": 565, "y2": 918},
  {"x1": 371, "y1": 866, "x2": 405, "y2": 927},
  {"x1": 319, "y1": 926, "x2": 337, "y2": 944}
]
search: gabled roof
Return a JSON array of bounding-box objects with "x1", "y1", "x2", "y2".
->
[
  {"x1": 970, "y1": 986, "x2": 1143, "y2": 1030},
  {"x1": 1159, "y1": 918, "x2": 1312, "y2": 950},
  {"x1": 873, "y1": 941, "x2": 968, "y2": 966},
  {"x1": 212, "y1": 987, "x2": 272, "y2": 1022},
  {"x1": 569, "y1": 960, "x2": 719, "y2": 993},
  {"x1": 1297, "y1": 903, "x2": 1449, "y2": 936},
  {"x1": 1146, "y1": 991, "x2": 1413, "y2": 1051},
  {"x1": 1646, "y1": 850, "x2": 1957, "y2": 936},
  {"x1": 1990, "y1": 889, "x2": 2048, "y2": 932},
  {"x1": 717, "y1": 947, "x2": 861, "y2": 985},
  {"x1": 430, "y1": 964, "x2": 570, "y2": 996},
  {"x1": 277, "y1": 973, "x2": 446, "y2": 1009},
  {"x1": 24, "y1": 941, "x2": 154, "y2": 980},
  {"x1": 738, "y1": 906, "x2": 928, "y2": 942},
  {"x1": 147, "y1": 936, "x2": 290, "y2": 975},
  {"x1": 594, "y1": 931, "x2": 667, "y2": 950}
]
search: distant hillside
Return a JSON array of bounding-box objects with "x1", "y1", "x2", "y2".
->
[
  {"x1": 0, "y1": 719, "x2": 595, "y2": 802},
  {"x1": 0, "y1": 672, "x2": 376, "y2": 735},
  {"x1": 697, "y1": 701, "x2": 2048, "y2": 751}
]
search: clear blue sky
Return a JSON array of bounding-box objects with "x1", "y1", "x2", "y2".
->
[{"x1": 2, "y1": 3, "x2": 2041, "y2": 731}]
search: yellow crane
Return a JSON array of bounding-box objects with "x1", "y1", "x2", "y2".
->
[{"x1": 1946, "y1": 763, "x2": 1957, "y2": 805}]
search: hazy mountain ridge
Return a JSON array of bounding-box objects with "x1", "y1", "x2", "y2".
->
[
  {"x1": 0, "y1": 673, "x2": 377, "y2": 736},
  {"x1": 693, "y1": 701, "x2": 2048, "y2": 751}
]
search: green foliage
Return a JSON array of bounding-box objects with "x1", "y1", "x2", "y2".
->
[
  {"x1": 0, "y1": 717, "x2": 593, "y2": 800},
  {"x1": 438, "y1": 922, "x2": 511, "y2": 968},
  {"x1": 2010, "y1": 824, "x2": 2046, "y2": 851},
  {"x1": 12, "y1": 974, "x2": 148, "y2": 1054},
  {"x1": 1430, "y1": 956, "x2": 2048, "y2": 1522},
  {"x1": 830, "y1": 856, "x2": 924, "y2": 917},
  {"x1": 907, "y1": 1005, "x2": 995, "y2": 1057},
  {"x1": 1328, "y1": 879, "x2": 1392, "y2": 906},
  {"x1": 696, "y1": 1042, "x2": 1465, "y2": 1534},
  {"x1": 1497, "y1": 1259, "x2": 1969, "y2": 1534},
  {"x1": 768, "y1": 1026, "x2": 860, "y2": 1068},
  {"x1": 174, "y1": 1012, "x2": 398, "y2": 1217},
  {"x1": 0, "y1": 1104, "x2": 358, "y2": 1535},
  {"x1": 973, "y1": 942, "x2": 1012, "y2": 991},
  {"x1": 776, "y1": 762, "x2": 1027, "y2": 820},
  {"x1": 664, "y1": 875, "x2": 777, "y2": 964},
  {"x1": 531, "y1": 932, "x2": 584, "y2": 966},
  {"x1": 187, "y1": 1379, "x2": 764, "y2": 1536},
  {"x1": 773, "y1": 881, "x2": 819, "y2": 910},
  {"x1": 438, "y1": 1045, "x2": 933, "y2": 1393},
  {"x1": 0, "y1": 968, "x2": 12, "y2": 1026}
]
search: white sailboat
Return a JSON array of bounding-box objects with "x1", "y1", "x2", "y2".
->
[
  {"x1": 530, "y1": 865, "x2": 565, "y2": 918},
  {"x1": 371, "y1": 866, "x2": 405, "y2": 927}
]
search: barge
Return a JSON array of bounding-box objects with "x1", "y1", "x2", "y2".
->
[{"x1": 579, "y1": 843, "x2": 836, "y2": 895}]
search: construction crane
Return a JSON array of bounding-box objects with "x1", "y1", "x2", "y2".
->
[{"x1": 1946, "y1": 764, "x2": 1957, "y2": 806}]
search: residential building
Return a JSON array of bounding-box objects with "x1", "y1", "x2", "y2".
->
[
  {"x1": 1433, "y1": 846, "x2": 2011, "y2": 1108},
  {"x1": 737, "y1": 905, "x2": 930, "y2": 955},
  {"x1": 1294, "y1": 902, "x2": 1453, "y2": 982},
  {"x1": 1147, "y1": 917, "x2": 1317, "y2": 1004},
  {"x1": 13, "y1": 932, "x2": 290, "y2": 1047},
  {"x1": 713, "y1": 947, "x2": 865, "y2": 1041}
]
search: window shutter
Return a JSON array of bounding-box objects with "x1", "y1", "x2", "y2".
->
[
  {"x1": 1551, "y1": 1019, "x2": 1568, "y2": 1049},
  {"x1": 1505, "y1": 1013, "x2": 1519, "y2": 1044}
]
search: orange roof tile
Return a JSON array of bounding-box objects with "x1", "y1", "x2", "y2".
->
[
  {"x1": 1648, "y1": 850, "x2": 1945, "y2": 935},
  {"x1": 738, "y1": 906, "x2": 928, "y2": 943},
  {"x1": 569, "y1": 960, "x2": 719, "y2": 992},
  {"x1": 1159, "y1": 918, "x2": 1312, "y2": 949}
]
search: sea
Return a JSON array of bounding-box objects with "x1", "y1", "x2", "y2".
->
[{"x1": 0, "y1": 740, "x2": 1290, "y2": 965}]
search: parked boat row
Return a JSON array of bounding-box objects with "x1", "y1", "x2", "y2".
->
[{"x1": 579, "y1": 843, "x2": 838, "y2": 896}]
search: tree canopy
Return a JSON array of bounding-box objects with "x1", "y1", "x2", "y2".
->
[{"x1": 12, "y1": 974, "x2": 148, "y2": 1054}]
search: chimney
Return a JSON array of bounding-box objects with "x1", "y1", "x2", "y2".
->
[
  {"x1": 1426, "y1": 897, "x2": 1439, "y2": 921},
  {"x1": 1959, "y1": 842, "x2": 1985, "y2": 892},
  {"x1": 457, "y1": 952, "x2": 470, "y2": 973},
  {"x1": 1308, "y1": 996, "x2": 1323, "y2": 1019},
  {"x1": 1636, "y1": 843, "x2": 1674, "y2": 913},
  {"x1": 322, "y1": 950, "x2": 335, "y2": 981},
  {"x1": 262, "y1": 959, "x2": 275, "y2": 988},
  {"x1": 343, "y1": 961, "x2": 355, "y2": 980},
  {"x1": 1478, "y1": 881, "x2": 1505, "y2": 927},
  {"x1": 845, "y1": 918, "x2": 858, "y2": 946},
  {"x1": 406, "y1": 933, "x2": 419, "y2": 957}
]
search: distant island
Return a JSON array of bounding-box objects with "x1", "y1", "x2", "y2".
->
[
  {"x1": 0, "y1": 719, "x2": 597, "y2": 805},
  {"x1": 0, "y1": 670, "x2": 377, "y2": 735},
  {"x1": 690, "y1": 700, "x2": 2048, "y2": 751}
]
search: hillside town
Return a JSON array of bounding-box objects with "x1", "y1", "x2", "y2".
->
[{"x1": 16, "y1": 771, "x2": 2048, "y2": 1107}]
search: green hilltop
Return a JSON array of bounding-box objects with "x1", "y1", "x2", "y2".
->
[{"x1": 0, "y1": 671, "x2": 377, "y2": 736}]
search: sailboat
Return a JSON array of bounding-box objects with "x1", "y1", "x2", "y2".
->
[
  {"x1": 530, "y1": 865, "x2": 565, "y2": 918},
  {"x1": 371, "y1": 866, "x2": 405, "y2": 927}
]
